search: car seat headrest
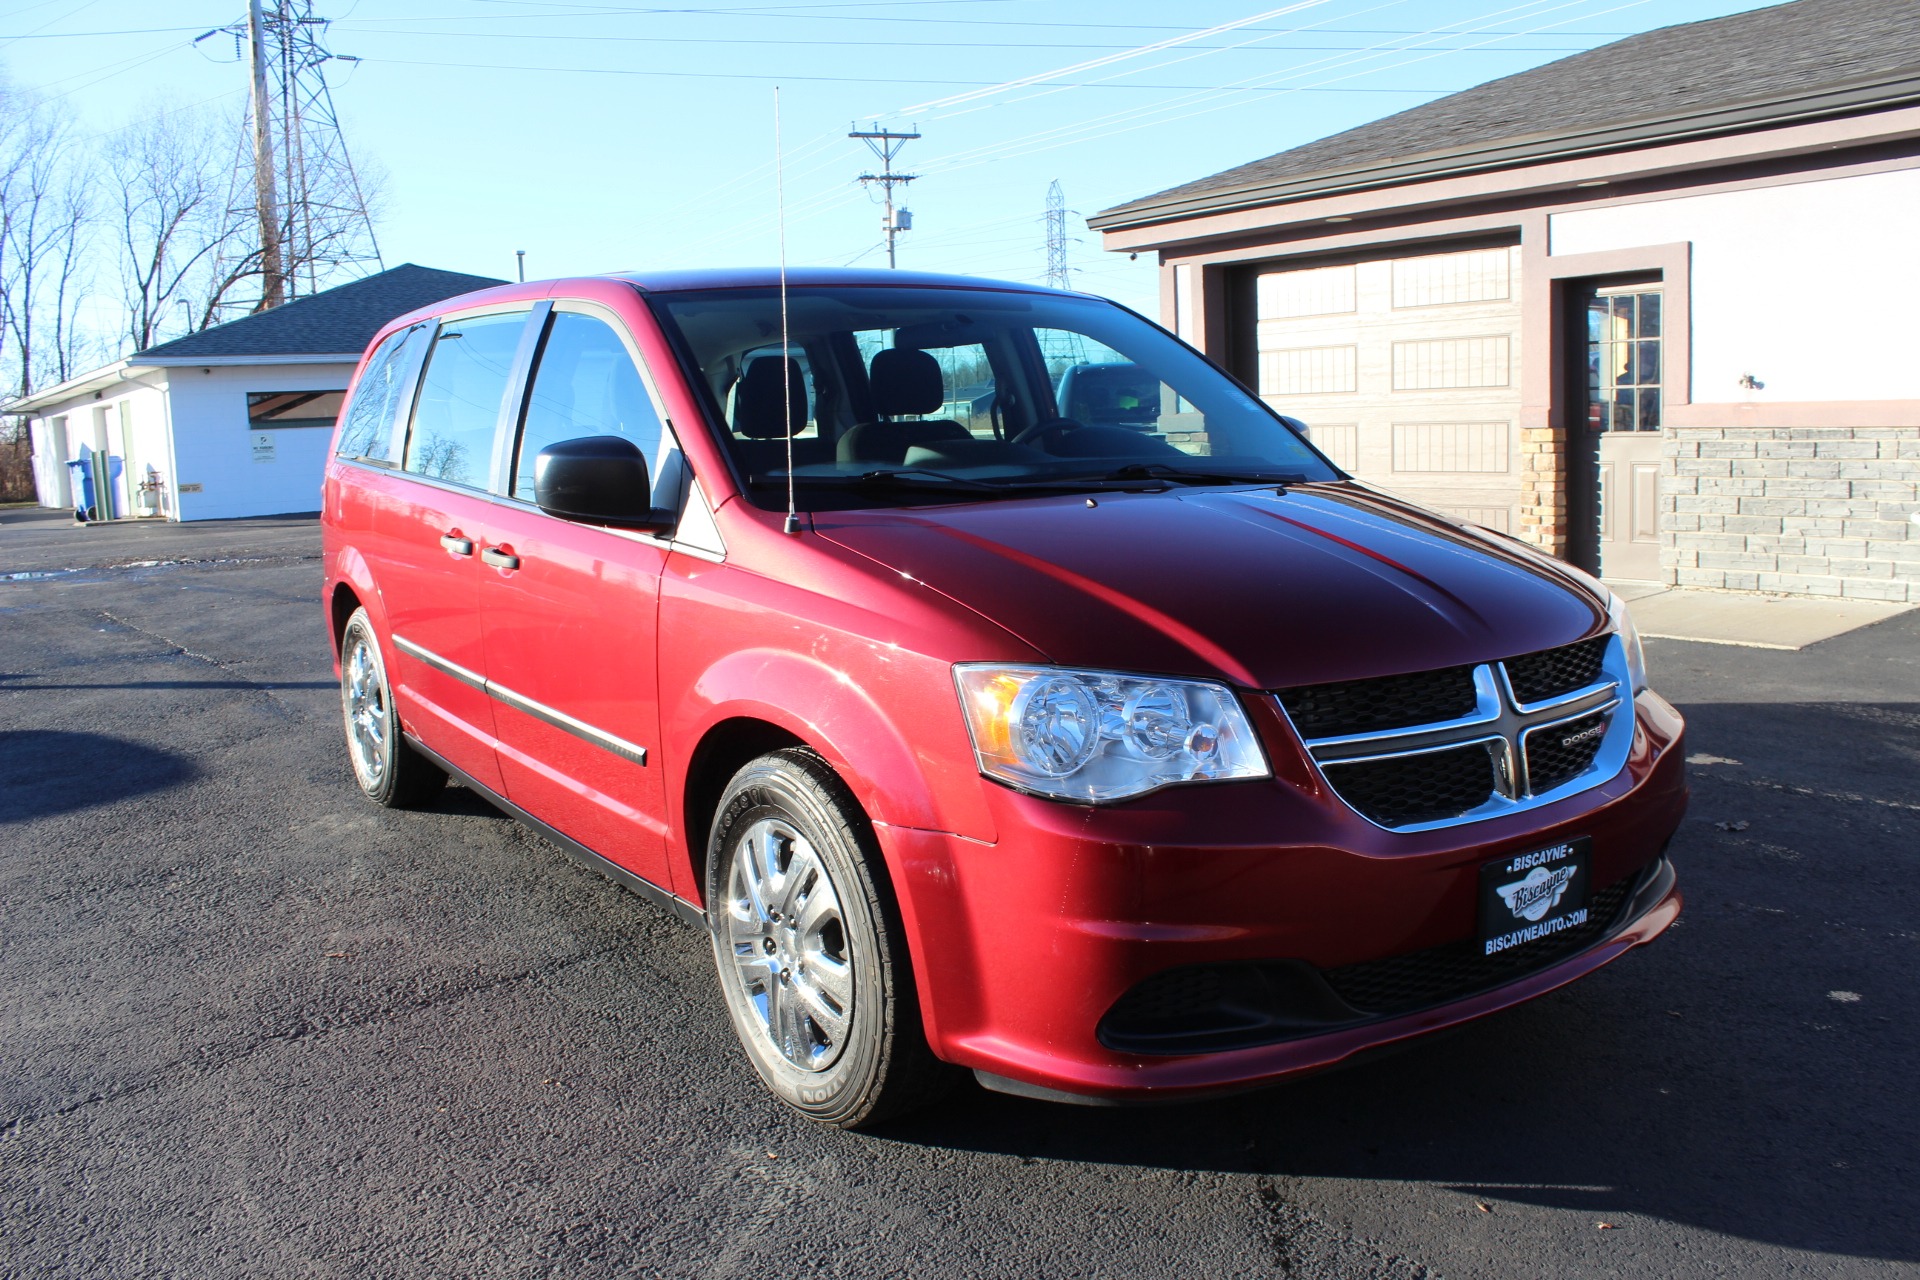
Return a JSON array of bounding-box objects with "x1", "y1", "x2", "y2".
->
[
  {"x1": 733, "y1": 357, "x2": 809, "y2": 439},
  {"x1": 869, "y1": 347, "x2": 945, "y2": 418}
]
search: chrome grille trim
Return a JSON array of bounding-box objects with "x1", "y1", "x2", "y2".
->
[{"x1": 1277, "y1": 634, "x2": 1635, "y2": 833}]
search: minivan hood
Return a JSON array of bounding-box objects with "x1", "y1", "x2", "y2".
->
[{"x1": 812, "y1": 482, "x2": 1607, "y2": 690}]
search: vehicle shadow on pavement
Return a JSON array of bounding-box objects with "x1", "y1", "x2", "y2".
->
[
  {"x1": 878, "y1": 697, "x2": 1920, "y2": 1265},
  {"x1": 0, "y1": 729, "x2": 200, "y2": 823},
  {"x1": 883, "y1": 984, "x2": 1915, "y2": 1262}
]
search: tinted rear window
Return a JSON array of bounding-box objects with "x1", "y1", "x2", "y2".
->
[{"x1": 335, "y1": 325, "x2": 424, "y2": 462}]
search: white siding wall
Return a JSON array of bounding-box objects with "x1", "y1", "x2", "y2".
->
[
  {"x1": 1254, "y1": 244, "x2": 1523, "y2": 531},
  {"x1": 1550, "y1": 167, "x2": 1920, "y2": 404},
  {"x1": 163, "y1": 363, "x2": 354, "y2": 520},
  {"x1": 29, "y1": 385, "x2": 170, "y2": 516}
]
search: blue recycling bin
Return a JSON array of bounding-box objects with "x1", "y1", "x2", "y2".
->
[
  {"x1": 64, "y1": 451, "x2": 122, "y2": 522},
  {"x1": 65, "y1": 458, "x2": 94, "y2": 522}
]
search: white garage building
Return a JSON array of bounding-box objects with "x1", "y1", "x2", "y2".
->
[{"x1": 10, "y1": 264, "x2": 503, "y2": 523}]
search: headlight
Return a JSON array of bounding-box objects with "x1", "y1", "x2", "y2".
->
[
  {"x1": 1608, "y1": 593, "x2": 1649, "y2": 694},
  {"x1": 954, "y1": 664, "x2": 1270, "y2": 802}
]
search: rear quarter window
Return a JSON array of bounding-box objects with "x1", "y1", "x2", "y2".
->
[{"x1": 334, "y1": 325, "x2": 426, "y2": 462}]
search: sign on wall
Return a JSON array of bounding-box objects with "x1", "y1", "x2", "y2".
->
[{"x1": 251, "y1": 432, "x2": 277, "y2": 463}]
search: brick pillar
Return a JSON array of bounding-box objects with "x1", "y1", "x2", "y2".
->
[{"x1": 1516, "y1": 426, "x2": 1568, "y2": 558}]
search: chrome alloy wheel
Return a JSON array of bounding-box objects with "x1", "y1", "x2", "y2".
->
[
  {"x1": 723, "y1": 817, "x2": 854, "y2": 1072},
  {"x1": 342, "y1": 634, "x2": 389, "y2": 788}
]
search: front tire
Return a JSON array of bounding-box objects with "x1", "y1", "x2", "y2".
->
[
  {"x1": 706, "y1": 749, "x2": 953, "y2": 1128},
  {"x1": 339, "y1": 606, "x2": 444, "y2": 809}
]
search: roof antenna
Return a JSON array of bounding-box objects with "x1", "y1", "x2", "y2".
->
[{"x1": 776, "y1": 86, "x2": 801, "y2": 536}]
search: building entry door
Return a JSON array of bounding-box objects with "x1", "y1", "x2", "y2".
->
[{"x1": 1575, "y1": 285, "x2": 1664, "y2": 581}]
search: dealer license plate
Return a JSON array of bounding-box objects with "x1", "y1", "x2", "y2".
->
[{"x1": 1478, "y1": 838, "x2": 1591, "y2": 957}]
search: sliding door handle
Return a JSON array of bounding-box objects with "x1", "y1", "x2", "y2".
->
[
  {"x1": 481, "y1": 546, "x2": 521, "y2": 571},
  {"x1": 439, "y1": 532, "x2": 474, "y2": 555}
]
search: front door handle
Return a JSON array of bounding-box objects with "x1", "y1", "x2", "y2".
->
[
  {"x1": 439, "y1": 532, "x2": 474, "y2": 555},
  {"x1": 481, "y1": 546, "x2": 521, "y2": 571}
]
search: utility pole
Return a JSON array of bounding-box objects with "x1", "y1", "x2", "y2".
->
[
  {"x1": 849, "y1": 123, "x2": 919, "y2": 268},
  {"x1": 1045, "y1": 179, "x2": 1071, "y2": 291},
  {"x1": 247, "y1": 0, "x2": 286, "y2": 311}
]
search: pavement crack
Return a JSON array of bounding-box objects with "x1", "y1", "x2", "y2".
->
[
  {"x1": 0, "y1": 942, "x2": 628, "y2": 1141},
  {"x1": 1703, "y1": 773, "x2": 1920, "y2": 815},
  {"x1": 95, "y1": 608, "x2": 308, "y2": 720}
]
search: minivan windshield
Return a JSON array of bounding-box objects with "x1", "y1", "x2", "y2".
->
[{"x1": 648, "y1": 285, "x2": 1340, "y2": 510}]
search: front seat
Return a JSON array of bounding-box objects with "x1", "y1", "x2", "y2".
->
[
  {"x1": 836, "y1": 348, "x2": 970, "y2": 465},
  {"x1": 731, "y1": 357, "x2": 810, "y2": 475}
]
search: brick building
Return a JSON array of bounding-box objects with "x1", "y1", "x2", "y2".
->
[{"x1": 1091, "y1": 0, "x2": 1919, "y2": 600}]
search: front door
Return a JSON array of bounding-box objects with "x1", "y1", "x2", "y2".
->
[
  {"x1": 372, "y1": 306, "x2": 537, "y2": 793},
  {"x1": 477, "y1": 306, "x2": 677, "y2": 891},
  {"x1": 1575, "y1": 285, "x2": 1664, "y2": 581}
]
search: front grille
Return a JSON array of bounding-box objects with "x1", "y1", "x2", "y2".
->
[
  {"x1": 1278, "y1": 633, "x2": 1622, "y2": 831},
  {"x1": 1505, "y1": 635, "x2": 1609, "y2": 704},
  {"x1": 1276, "y1": 664, "x2": 1478, "y2": 739},
  {"x1": 1321, "y1": 742, "x2": 1499, "y2": 828},
  {"x1": 1525, "y1": 709, "x2": 1611, "y2": 792},
  {"x1": 1322, "y1": 872, "x2": 1638, "y2": 1015}
]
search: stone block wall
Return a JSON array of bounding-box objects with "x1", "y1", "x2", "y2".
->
[
  {"x1": 1516, "y1": 425, "x2": 1569, "y2": 558},
  {"x1": 1660, "y1": 426, "x2": 1920, "y2": 601}
]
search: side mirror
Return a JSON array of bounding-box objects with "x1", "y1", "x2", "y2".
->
[
  {"x1": 533, "y1": 435, "x2": 658, "y2": 527},
  {"x1": 1277, "y1": 414, "x2": 1311, "y2": 440}
]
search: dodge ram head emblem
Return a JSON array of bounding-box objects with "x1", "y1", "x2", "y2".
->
[{"x1": 1495, "y1": 865, "x2": 1578, "y2": 921}]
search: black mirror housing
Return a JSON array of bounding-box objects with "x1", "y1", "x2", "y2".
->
[{"x1": 533, "y1": 435, "x2": 660, "y2": 528}]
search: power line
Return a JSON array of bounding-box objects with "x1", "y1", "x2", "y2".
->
[
  {"x1": 284, "y1": 26, "x2": 1604, "y2": 51},
  {"x1": 353, "y1": 54, "x2": 1456, "y2": 92},
  {"x1": 895, "y1": 0, "x2": 1341, "y2": 117},
  {"x1": 329, "y1": 7, "x2": 1635, "y2": 32},
  {"x1": 915, "y1": 0, "x2": 1634, "y2": 172}
]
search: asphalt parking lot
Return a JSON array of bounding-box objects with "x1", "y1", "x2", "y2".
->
[{"x1": 3, "y1": 506, "x2": 1916, "y2": 1280}]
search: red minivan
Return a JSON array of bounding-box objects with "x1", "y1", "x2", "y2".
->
[{"x1": 322, "y1": 269, "x2": 1686, "y2": 1127}]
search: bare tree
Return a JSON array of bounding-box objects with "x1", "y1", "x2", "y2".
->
[
  {"x1": 110, "y1": 96, "x2": 387, "y2": 347},
  {"x1": 3, "y1": 107, "x2": 91, "y2": 395},
  {"x1": 109, "y1": 105, "x2": 260, "y2": 353},
  {"x1": 0, "y1": 80, "x2": 96, "y2": 499}
]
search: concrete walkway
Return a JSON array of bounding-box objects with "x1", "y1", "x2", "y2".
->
[{"x1": 1609, "y1": 580, "x2": 1914, "y2": 650}]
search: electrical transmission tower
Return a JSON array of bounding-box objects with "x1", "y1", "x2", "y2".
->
[
  {"x1": 849, "y1": 124, "x2": 919, "y2": 269},
  {"x1": 198, "y1": 0, "x2": 383, "y2": 312},
  {"x1": 1044, "y1": 179, "x2": 1072, "y2": 291}
]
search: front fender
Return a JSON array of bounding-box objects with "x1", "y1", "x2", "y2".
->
[
  {"x1": 671, "y1": 646, "x2": 994, "y2": 844},
  {"x1": 668, "y1": 645, "x2": 1003, "y2": 1056}
]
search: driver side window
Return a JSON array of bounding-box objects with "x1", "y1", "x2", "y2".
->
[{"x1": 513, "y1": 311, "x2": 667, "y2": 502}]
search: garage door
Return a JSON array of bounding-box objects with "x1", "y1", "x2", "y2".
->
[{"x1": 1253, "y1": 245, "x2": 1524, "y2": 534}]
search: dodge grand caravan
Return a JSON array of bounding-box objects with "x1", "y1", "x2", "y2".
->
[{"x1": 322, "y1": 269, "x2": 1686, "y2": 1128}]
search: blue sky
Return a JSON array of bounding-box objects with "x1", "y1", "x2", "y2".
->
[{"x1": 6, "y1": 0, "x2": 1765, "y2": 316}]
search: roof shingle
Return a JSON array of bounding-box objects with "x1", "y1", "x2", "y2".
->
[
  {"x1": 1093, "y1": 0, "x2": 1920, "y2": 229},
  {"x1": 134, "y1": 263, "x2": 507, "y2": 361}
]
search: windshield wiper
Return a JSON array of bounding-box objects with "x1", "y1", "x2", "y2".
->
[
  {"x1": 751, "y1": 468, "x2": 1004, "y2": 492},
  {"x1": 1010, "y1": 463, "x2": 1310, "y2": 489}
]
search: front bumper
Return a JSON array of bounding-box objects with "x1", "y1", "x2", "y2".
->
[{"x1": 881, "y1": 689, "x2": 1687, "y2": 1103}]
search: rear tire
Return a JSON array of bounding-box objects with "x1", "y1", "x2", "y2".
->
[
  {"x1": 339, "y1": 606, "x2": 444, "y2": 809},
  {"x1": 706, "y1": 748, "x2": 954, "y2": 1128}
]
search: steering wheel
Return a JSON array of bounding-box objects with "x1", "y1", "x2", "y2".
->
[{"x1": 1010, "y1": 417, "x2": 1084, "y2": 452}]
